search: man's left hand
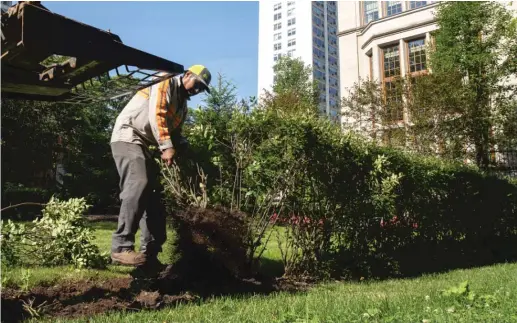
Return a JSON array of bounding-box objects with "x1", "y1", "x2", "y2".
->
[{"x1": 161, "y1": 147, "x2": 175, "y2": 166}]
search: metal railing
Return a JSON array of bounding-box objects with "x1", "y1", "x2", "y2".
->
[{"x1": 485, "y1": 149, "x2": 517, "y2": 178}]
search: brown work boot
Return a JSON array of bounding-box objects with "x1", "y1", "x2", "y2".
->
[{"x1": 111, "y1": 250, "x2": 147, "y2": 266}]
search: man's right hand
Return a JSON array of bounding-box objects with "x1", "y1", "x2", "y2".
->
[{"x1": 161, "y1": 147, "x2": 175, "y2": 166}]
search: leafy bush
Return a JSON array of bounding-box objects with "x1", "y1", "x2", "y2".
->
[
  {"x1": 1, "y1": 197, "x2": 109, "y2": 269},
  {"x1": 174, "y1": 105, "x2": 517, "y2": 280}
]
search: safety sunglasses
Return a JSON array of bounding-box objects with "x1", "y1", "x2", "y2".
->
[{"x1": 191, "y1": 75, "x2": 207, "y2": 93}]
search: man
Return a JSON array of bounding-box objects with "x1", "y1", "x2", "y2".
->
[{"x1": 110, "y1": 65, "x2": 211, "y2": 267}]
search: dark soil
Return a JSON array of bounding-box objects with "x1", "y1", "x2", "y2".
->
[
  {"x1": 1, "y1": 270, "x2": 306, "y2": 323},
  {"x1": 170, "y1": 206, "x2": 254, "y2": 279},
  {"x1": 2, "y1": 206, "x2": 307, "y2": 322}
]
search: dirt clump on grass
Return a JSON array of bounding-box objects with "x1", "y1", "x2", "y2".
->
[
  {"x1": 168, "y1": 206, "x2": 254, "y2": 281},
  {"x1": 1, "y1": 206, "x2": 305, "y2": 322}
]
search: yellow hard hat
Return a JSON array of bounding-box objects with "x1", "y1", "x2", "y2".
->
[{"x1": 187, "y1": 65, "x2": 211, "y2": 93}]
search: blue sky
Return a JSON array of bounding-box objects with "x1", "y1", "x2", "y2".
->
[{"x1": 43, "y1": 1, "x2": 259, "y2": 108}]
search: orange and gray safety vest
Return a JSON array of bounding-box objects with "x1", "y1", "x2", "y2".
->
[{"x1": 110, "y1": 75, "x2": 188, "y2": 151}]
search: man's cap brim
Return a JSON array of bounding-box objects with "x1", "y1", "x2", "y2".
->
[{"x1": 196, "y1": 75, "x2": 210, "y2": 93}]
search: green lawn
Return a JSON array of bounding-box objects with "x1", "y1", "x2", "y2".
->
[
  {"x1": 4, "y1": 221, "x2": 517, "y2": 322},
  {"x1": 1, "y1": 221, "x2": 284, "y2": 290}
]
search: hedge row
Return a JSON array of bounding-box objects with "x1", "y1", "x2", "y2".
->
[{"x1": 176, "y1": 108, "x2": 517, "y2": 279}]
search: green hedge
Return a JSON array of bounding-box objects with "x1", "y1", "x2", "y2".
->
[{"x1": 177, "y1": 108, "x2": 517, "y2": 279}]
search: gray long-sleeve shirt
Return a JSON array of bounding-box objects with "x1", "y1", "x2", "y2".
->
[{"x1": 110, "y1": 75, "x2": 188, "y2": 151}]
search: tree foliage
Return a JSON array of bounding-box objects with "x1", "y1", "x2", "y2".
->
[
  {"x1": 259, "y1": 56, "x2": 320, "y2": 117},
  {"x1": 341, "y1": 1, "x2": 517, "y2": 168},
  {"x1": 429, "y1": 1, "x2": 517, "y2": 166},
  {"x1": 1, "y1": 71, "x2": 132, "y2": 216}
]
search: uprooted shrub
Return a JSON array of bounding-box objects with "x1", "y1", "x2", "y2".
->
[
  {"x1": 175, "y1": 106, "x2": 517, "y2": 280},
  {"x1": 158, "y1": 153, "x2": 282, "y2": 280},
  {"x1": 1, "y1": 197, "x2": 109, "y2": 269}
]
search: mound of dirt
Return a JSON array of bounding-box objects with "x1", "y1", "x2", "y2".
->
[
  {"x1": 0, "y1": 277, "x2": 199, "y2": 322},
  {"x1": 168, "y1": 206, "x2": 253, "y2": 282}
]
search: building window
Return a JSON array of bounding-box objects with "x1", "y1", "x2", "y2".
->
[
  {"x1": 410, "y1": 1, "x2": 427, "y2": 9},
  {"x1": 367, "y1": 54, "x2": 373, "y2": 80},
  {"x1": 274, "y1": 13, "x2": 282, "y2": 21},
  {"x1": 314, "y1": 70, "x2": 325, "y2": 81},
  {"x1": 314, "y1": 17, "x2": 324, "y2": 28},
  {"x1": 274, "y1": 43, "x2": 281, "y2": 51},
  {"x1": 314, "y1": 59, "x2": 325, "y2": 70},
  {"x1": 383, "y1": 45, "x2": 400, "y2": 78},
  {"x1": 329, "y1": 87, "x2": 338, "y2": 97},
  {"x1": 274, "y1": 23, "x2": 281, "y2": 30},
  {"x1": 383, "y1": 127, "x2": 406, "y2": 148},
  {"x1": 288, "y1": 1, "x2": 295, "y2": 6},
  {"x1": 382, "y1": 44, "x2": 403, "y2": 122},
  {"x1": 313, "y1": 26, "x2": 324, "y2": 39},
  {"x1": 288, "y1": 8, "x2": 295, "y2": 16},
  {"x1": 407, "y1": 38, "x2": 427, "y2": 74},
  {"x1": 363, "y1": 1, "x2": 379, "y2": 25},
  {"x1": 288, "y1": 28, "x2": 296, "y2": 37},
  {"x1": 274, "y1": 53, "x2": 282, "y2": 62},
  {"x1": 313, "y1": 6, "x2": 324, "y2": 18},
  {"x1": 288, "y1": 49, "x2": 296, "y2": 57},
  {"x1": 328, "y1": 16, "x2": 337, "y2": 26},
  {"x1": 385, "y1": 1, "x2": 402, "y2": 16},
  {"x1": 314, "y1": 37, "x2": 325, "y2": 49},
  {"x1": 329, "y1": 66, "x2": 338, "y2": 77},
  {"x1": 288, "y1": 18, "x2": 296, "y2": 26},
  {"x1": 329, "y1": 56, "x2": 338, "y2": 67},
  {"x1": 288, "y1": 39, "x2": 296, "y2": 47},
  {"x1": 329, "y1": 35, "x2": 337, "y2": 46},
  {"x1": 274, "y1": 33, "x2": 281, "y2": 41},
  {"x1": 329, "y1": 45, "x2": 338, "y2": 56},
  {"x1": 330, "y1": 77, "x2": 339, "y2": 88},
  {"x1": 274, "y1": 3, "x2": 281, "y2": 11}
]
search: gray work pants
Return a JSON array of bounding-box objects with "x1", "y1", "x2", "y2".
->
[{"x1": 110, "y1": 141, "x2": 166, "y2": 255}]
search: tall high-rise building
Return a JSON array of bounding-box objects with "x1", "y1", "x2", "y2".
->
[{"x1": 257, "y1": 1, "x2": 340, "y2": 120}]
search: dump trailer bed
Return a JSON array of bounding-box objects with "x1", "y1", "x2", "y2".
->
[{"x1": 1, "y1": 1, "x2": 184, "y2": 104}]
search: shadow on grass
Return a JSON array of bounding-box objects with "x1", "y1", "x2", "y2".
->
[{"x1": 333, "y1": 237, "x2": 517, "y2": 281}]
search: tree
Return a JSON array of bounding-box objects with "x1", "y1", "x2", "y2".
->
[
  {"x1": 259, "y1": 56, "x2": 319, "y2": 117},
  {"x1": 428, "y1": 1, "x2": 517, "y2": 167},
  {"x1": 341, "y1": 2, "x2": 517, "y2": 167},
  {"x1": 340, "y1": 77, "x2": 398, "y2": 145},
  {"x1": 1, "y1": 54, "x2": 132, "y2": 215}
]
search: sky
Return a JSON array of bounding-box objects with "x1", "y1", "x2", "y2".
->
[{"x1": 43, "y1": 1, "x2": 259, "y2": 108}]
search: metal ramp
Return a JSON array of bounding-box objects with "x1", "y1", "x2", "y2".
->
[{"x1": 1, "y1": 1, "x2": 184, "y2": 104}]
